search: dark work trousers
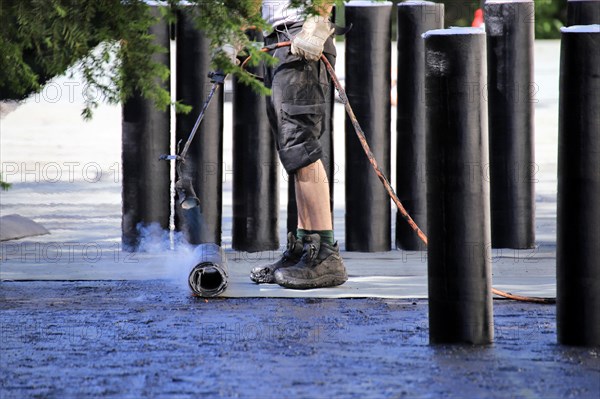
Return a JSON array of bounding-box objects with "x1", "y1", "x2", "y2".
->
[{"x1": 263, "y1": 24, "x2": 336, "y2": 174}]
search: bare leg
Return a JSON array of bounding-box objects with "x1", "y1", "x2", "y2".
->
[{"x1": 295, "y1": 159, "x2": 332, "y2": 230}]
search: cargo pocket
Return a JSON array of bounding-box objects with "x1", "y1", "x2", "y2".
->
[
  {"x1": 277, "y1": 102, "x2": 326, "y2": 173},
  {"x1": 280, "y1": 102, "x2": 326, "y2": 146}
]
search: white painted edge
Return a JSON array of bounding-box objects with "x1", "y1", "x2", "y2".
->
[
  {"x1": 398, "y1": 0, "x2": 438, "y2": 6},
  {"x1": 344, "y1": 1, "x2": 393, "y2": 7},
  {"x1": 486, "y1": 0, "x2": 533, "y2": 4},
  {"x1": 422, "y1": 27, "x2": 485, "y2": 38},
  {"x1": 561, "y1": 24, "x2": 600, "y2": 33}
]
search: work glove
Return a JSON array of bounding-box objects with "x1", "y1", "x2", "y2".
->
[{"x1": 291, "y1": 15, "x2": 334, "y2": 62}]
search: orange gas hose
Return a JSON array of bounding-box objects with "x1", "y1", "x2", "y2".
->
[{"x1": 245, "y1": 41, "x2": 554, "y2": 304}]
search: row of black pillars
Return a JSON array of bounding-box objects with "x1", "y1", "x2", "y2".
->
[
  {"x1": 422, "y1": 1, "x2": 600, "y2": 346},
  {"x1": 122, "y1": 2, "x2": 539, "y2": 254},
  {"x1": 301, "y1": 0, "x2": 497, "y2": 344},
  {"x1": 122, "y1": 9, "x2": 224, "y2": 250},
  {"x1": 349, "y1": 0, "x2": 537, "y2": 252},
  {"x1": 345, "y1": 1, "x2": 490, "y2": 343},
  {"x1": 422, "y1": 0, "x2": 600, "y2": 346}
]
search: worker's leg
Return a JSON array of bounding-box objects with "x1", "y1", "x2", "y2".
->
[
  {"x1": 295, "y1": 159, "x2": 332, "y2": 231},
  {"x1": 251, "y1": 26, "x2": 345, "y2": 288},
  {"x1": 278, "y1": 163, "x2": 346, "y2": 290}
]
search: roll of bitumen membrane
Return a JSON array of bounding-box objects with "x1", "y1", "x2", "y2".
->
[
  {"x1": 424, "y1": 27, "x2": 494, "y2": 345},
  {"x1": 557, "y1": 25, "x2": 600, "y2": 347},
  {"x1": 484, "y1": 0, "x2": 536, "y2": 249},
  {"x1": 187, "y1": 243, "x2": 228, "y2": 297},
  {"x1": 345, "y1": 1, "x2": 393, "y2": 252},
  {"x1": 567, "y1": 0, "x2": 600, "y2": 26},
  {"x1": 121, "y1": 7, "x2": 171, "y2": 251},
  {"x1": 175, "y1": 10, "x2": 223, "y2": 245},
  {"x1": 395, "y1": 1, "x2": 444, "y2": 251},
  {"x1": 232, "y1": 31, "x2": 279, "y2": 252}
]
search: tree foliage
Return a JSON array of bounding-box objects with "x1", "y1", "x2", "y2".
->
[
  {"x1": 1, "y1": 173, "x2": 11, "y2": 191},
  {"x1": 533, "y1": 0, "x2": 567, "y2": 39},
  {"x1": 1, "y1": 0, "x2": 162, "y2": 118},
  {"x1": 436, "y1": 0, "x2": 567, "y2": 38},
  {"x1": 0, "y1": 0, "x2": 338, "y2": 119}
]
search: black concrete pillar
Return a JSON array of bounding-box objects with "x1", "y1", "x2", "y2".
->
[
  {"x1": 557, "y1": 25, "x2": 600, "y2": 347},
  {"x1": 345, "y1": 1, "x2": 392, "y2": 252},
  {"x1": 424, "y1": 27, "x2": 493, "y2": 345},
  {"x1": 232, "y1": 31, "x2": 279, "y2": 252},
  {"x1": 176, "y1": 10, "x2": 223, "y2": 245},
  {"x1": 395, "y1": 1, "x2": 444, "y2": 251},
  {"x1": 287, "y1": 179, "x2": 298, "y2": 235},
  {"x1": 121, "y1": 7, "x2": 171, "y2": 251},
  {"x1": 567, "y1": 0, "x2": 600, "y2": 26},
  {"x1": 484, "y1": 0, "x2": 536, "y2": 249}
]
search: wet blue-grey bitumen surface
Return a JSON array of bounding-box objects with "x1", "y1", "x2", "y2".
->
[{"x1": 1, "y1": 281, "x2": 599, "y2": 398}]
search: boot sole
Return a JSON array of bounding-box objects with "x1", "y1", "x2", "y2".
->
[
  {"x1": 249, "y1": 268, "x2": 276, "y2": 284},
  {"x1": 274, "y1": 272, "x2": 348, "y2": 290}
]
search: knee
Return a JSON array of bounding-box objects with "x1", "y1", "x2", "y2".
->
[{"x1": 295, "y1": 160, "x2": 323, "y2": 183}]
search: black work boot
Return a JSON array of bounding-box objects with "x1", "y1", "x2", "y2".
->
[
  {"x1": 249, "y1": 232, "x2": 303, "y2": 284},
  {"x1": 274, "y1": 233, "x2": 348, "y2": 289}
]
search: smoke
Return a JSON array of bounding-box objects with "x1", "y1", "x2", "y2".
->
[
  {"x1": 135, "y1": 222, "x2": 172, "y2": 252},
  {"x1": 134, "y1": 221, "x2": 199, "y2": 292}
]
